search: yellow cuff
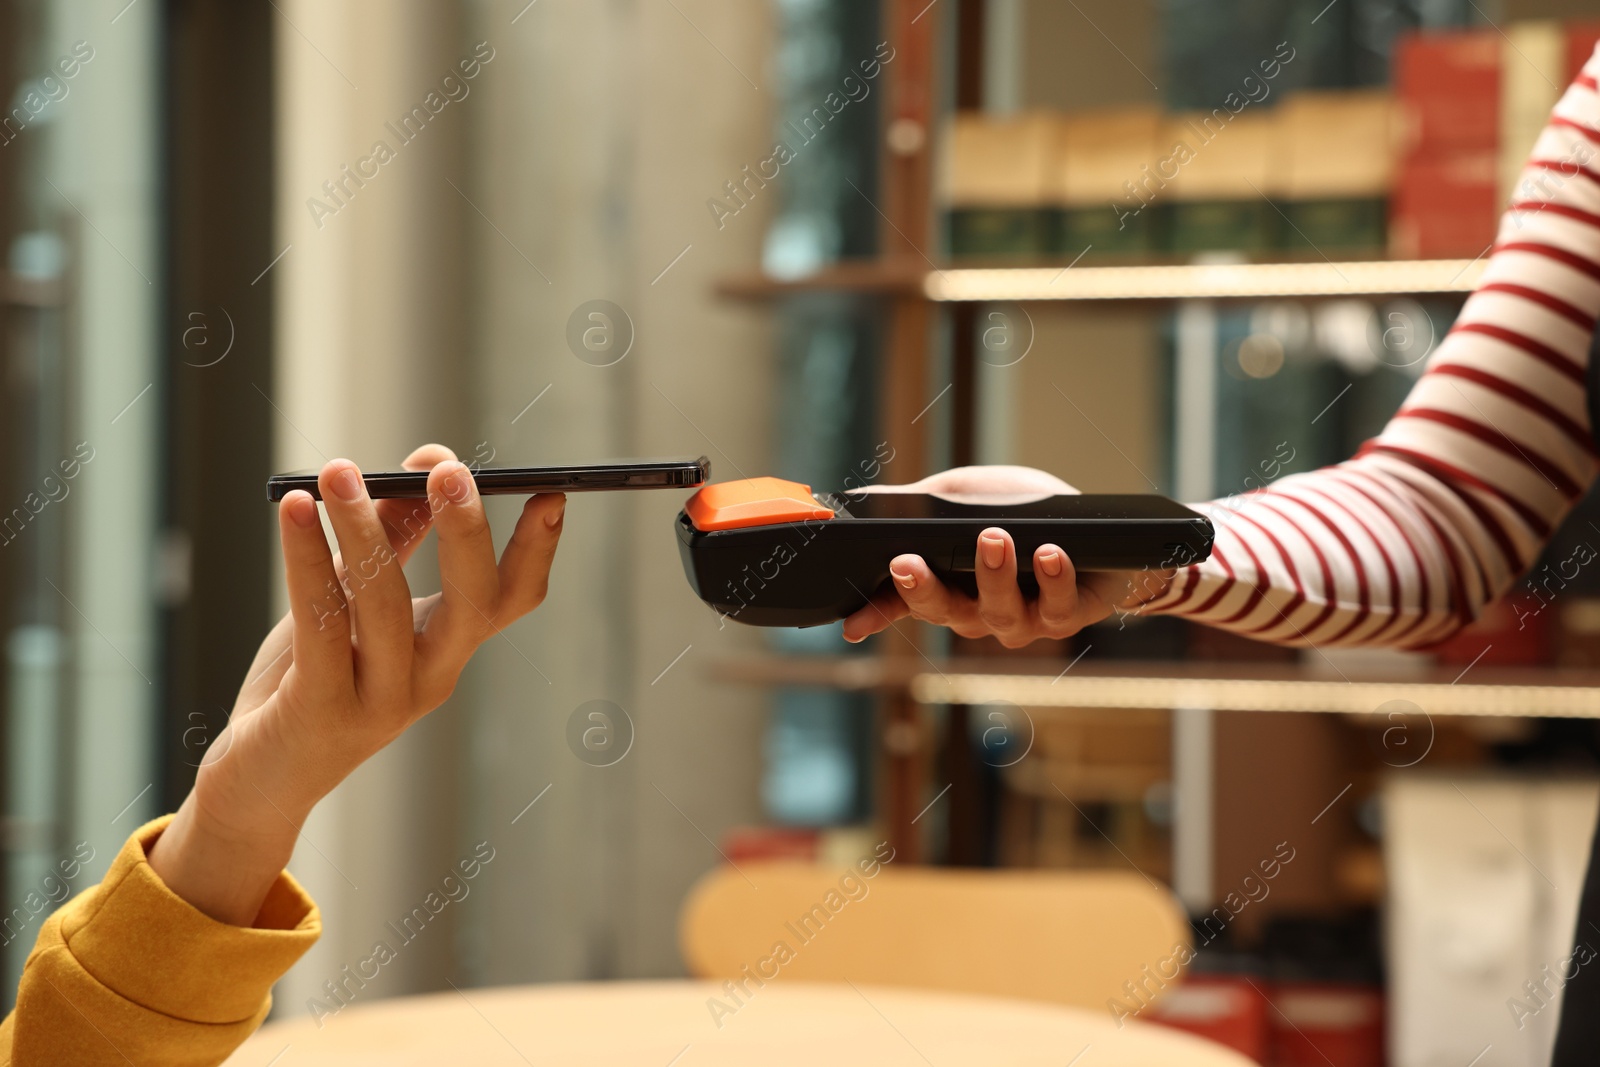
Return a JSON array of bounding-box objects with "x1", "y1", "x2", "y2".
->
[{"x1": 56, "y1": 814, "x2": 321, "y2": 1025}]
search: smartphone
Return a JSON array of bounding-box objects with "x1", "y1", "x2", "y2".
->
[{"x1": 267, "y1": 456, "x2": 710, "y2": 501}]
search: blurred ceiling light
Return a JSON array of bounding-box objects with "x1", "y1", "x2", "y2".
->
[
  {"x1": 1368, "y1": 297, "x2": 1437, "y2": 375},
  {"x1": 1248, "y1": 301, "x2": 1312, "y2": 354},
  {"x1": 1236, "y1": 333, "x2": 1285, "y2": 378},
  {"x1": 1314, "y1": 299, "x2": 1380, "y2": 375}
]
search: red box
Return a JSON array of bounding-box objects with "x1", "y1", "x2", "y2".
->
[
  {"x1": 1395, "y1": 31, "x2": 1501, "y2": 152},
  {"x1": 1569, "y1": 21, "x2": 1600, "y2": 83},
  {"x1": 1429, "y1": 592, "x2": 1552, "y2": 665},
  {"x1": 1390, "y1": 148, "x2": 1499, "y2": 258},
  {"x1": 1268, "y1": 982, "x2": 1384, "y2": 1067},
  {"x1": 1147, "y1": 976, "x2": 1269, "y2": 1063},
  {"x1": 721, "y1": 827, "x2": 818, "y2": 864}
]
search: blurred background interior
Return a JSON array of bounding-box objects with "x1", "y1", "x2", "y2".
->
[{"x1": 6, "y1": 0, "x2": 1600, "y2": 1064}]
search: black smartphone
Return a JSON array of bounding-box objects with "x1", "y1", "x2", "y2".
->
[{"x1": 267, "y1": 456, "x2": 710, "y2": 501}]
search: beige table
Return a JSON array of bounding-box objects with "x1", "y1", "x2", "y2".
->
[{"x1": 225, "y1": 980, "x2": 1255, "y2": 1066}]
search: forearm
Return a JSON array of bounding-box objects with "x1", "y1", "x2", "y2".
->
[
  {"x1": 1145, "y1": 465, "x2": 1474, "y2": 648},
  {"x1": 1146, "y1": 53, "x2": 1600, "y2": 649}
]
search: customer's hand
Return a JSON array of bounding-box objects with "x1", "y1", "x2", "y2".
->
[
  {"x1": 148, "y1": 444, "x2": 565, "y2": 925},
  {"x1": 840, "y1": 465, "x2": 1172, "y2": 648}
]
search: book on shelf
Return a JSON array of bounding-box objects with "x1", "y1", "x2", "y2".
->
[
  {"x1": 945, "y1": 111, "x2": 1064, "y2": 259},
  {"x1": 1162, "y1": 110, "x2": 1279, "y2": 254},
  {"x1": 1057, "y1": 106, "x2": 1164, "y2": 257},
  {"x1": 1280, "y1": 91, "x2": 1394, "y2": 254},
  {"x1": 940, "y1": 22, "x2": 1600, "y2": 266}
]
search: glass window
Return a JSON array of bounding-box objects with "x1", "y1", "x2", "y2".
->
[{"x1": 1, "y1": 0, "x2": 163, "y2": 1005}]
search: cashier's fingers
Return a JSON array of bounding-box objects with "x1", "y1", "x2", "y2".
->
[
  {"x1": 1032, "y1": 544, "x2": 1109, "y2": 638},
  {"x1": 844, "y1": 554, "x2": 989, "y2": 642},
  {"x1": 972, "y1": 529, "x2": 1034, "y2": 648},
  {"x1": 842, "y1": 553, "x2": 947, "y2": 642},
  {"x1": 841, "y1": 586, "x2": 912, "y2": 642}
]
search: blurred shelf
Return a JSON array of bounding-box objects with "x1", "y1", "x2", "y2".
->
[
  {"x1": 715, "y1": 262, "x2": 926, "y2": 300},
  {"x1": 709, "y1": 655, "x2": 1600, "y2": 719},
  {"x1": 2, "y1": 272, "x2": 63, "y2": 308},
  {"x1": 710, "y1": 653, "x2": 920, "y2": 690},
  {"x1": 913, "y1": 670, "x2": 1600, "y2": 720},
  {"x1": 710, "y1": 653, "x2": 1164, "y2": 690},
  {"x1": 718, "y1": 257, "x2": 1487, "y2": 304},
  {"x1": 926, "y1": 258, "x2": 1487, "y2": 302}
]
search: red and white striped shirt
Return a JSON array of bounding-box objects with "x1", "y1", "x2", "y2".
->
[{"x1": 1146, "y1": 53, "x2": 1600, "y2": 648}]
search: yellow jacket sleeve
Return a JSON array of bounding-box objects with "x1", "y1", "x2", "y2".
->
[{"x1": 0, "y1": 815, "x2": 320, "y2": 1067}]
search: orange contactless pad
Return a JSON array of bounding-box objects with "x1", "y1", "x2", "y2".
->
[{"x1": 684, "y1": 477, "x2": 835, "y2": 531}]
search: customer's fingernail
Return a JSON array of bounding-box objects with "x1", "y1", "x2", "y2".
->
[
  {"x1": 1038, "y1": 549, "x2": 1063, "y2": 578},
  {"x1": 546, "y1": 498, "x2": 566, "y2": 528},
  {"x1": 980, "y1": 534, "x2": 1006, "y2": 570},
  {"x1": 332, "y1": 467, "x2": 364, "y2": 502},
  {"x1": 440, "y1": 461, "x2": 475, "y2": 503},
  {"x1": 892, "y1": 567, "x2": 917, "y2": 590},
  {"x1": 287, "y1": 493, "x2": 319, "y2": 528}
]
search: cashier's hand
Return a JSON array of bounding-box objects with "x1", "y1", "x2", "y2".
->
[
  {"x1": 840, "y1": 466, "x2": 1172, "y2": 648},
  {"x1": 148, "y1": 444, "x2": 565, "y2": 926}
]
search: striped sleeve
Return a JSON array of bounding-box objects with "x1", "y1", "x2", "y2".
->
[{"x1": 1146, "y1": 50, "x2": 1600, "y2": 649}]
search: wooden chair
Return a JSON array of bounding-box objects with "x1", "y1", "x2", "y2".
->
[{"x1": 680, "y1": 861, "x2": 1191, "y2": 1011}]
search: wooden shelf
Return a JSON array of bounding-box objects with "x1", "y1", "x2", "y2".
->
[
  {"x1": 927, "y1": 257, "x2": 1486, "y2": 302},
  {"x1": 915, "y1": 670, "x2": 1600, "y2": 720},
  {"x1": 715, "y1": 261, "x2": 927, "y2": 300},
  {"x1": 718, "y1": 257, "x2": 1486, "y2": 304},
  {"x1": 711, "y1": 653, "x2": 1101, "y2": 690},
  {"x1": 709, "y1": 655, "x2": 1600, "y2": 719},
  {"x1": 710, "y1": 653, "x2": 922, "y2": 691}
]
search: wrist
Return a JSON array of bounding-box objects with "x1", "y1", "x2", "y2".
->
[
  {"x1": 1087, "y1": 568, "x2": 1175, "y2": 616},
  {"x1": 1135, "y1": 569, "x2": 1176, "y2": 607},
  {"x1": 147, "y1": 793, "x2": 301, "y2": 926},
  {"x1": 187, "y1": 708, "x2": 339, "y2": 846}
]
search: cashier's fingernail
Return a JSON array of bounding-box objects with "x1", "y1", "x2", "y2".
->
[
  {"x1": 892, "y1": 567, "x2": 917, "y2": 590},
  {"x1": 332, "y1": 466, "x2": 364, "y2": 502},
  {"x1": 546, "y1": 498, "x2": 566, "y2": 528},
  {"x1": 980, "y1": 534, "x2": 1006, "y2": 570},
  {"x1": 1038, "y1": 550, "x2": 1063, "y2": 578}
]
